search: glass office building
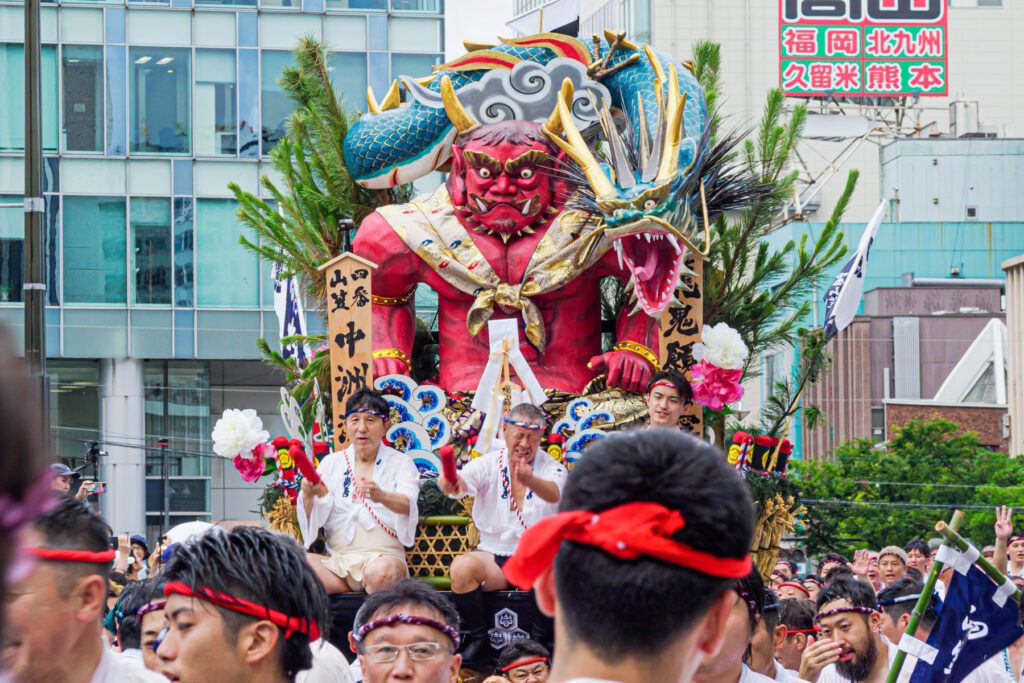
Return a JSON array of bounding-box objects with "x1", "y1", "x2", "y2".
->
[{"x1": 0, "y1": 0, "x2": 444, "y2": 539}]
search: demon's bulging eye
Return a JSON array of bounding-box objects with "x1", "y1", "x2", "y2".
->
[
  {"x1": 643, "y1": 199, "x2": 658, "y2": 210},
  {"x1": 519, "y1": 168, "x2": 535, "y2": 180},
  {"x1": 478, "y1": 167, "x2": 492, "y2": 179}
]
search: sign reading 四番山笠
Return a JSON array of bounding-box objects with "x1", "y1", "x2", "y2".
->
[{"x1": 779, "y1": 0, "x2": 947, "y2": 98}]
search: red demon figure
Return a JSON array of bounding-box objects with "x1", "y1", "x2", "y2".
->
[{"x1": 354, "y1": 90, "x2": 658, "y2": 394}]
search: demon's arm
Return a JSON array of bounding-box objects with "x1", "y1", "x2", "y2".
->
[
  {"x1": 352, "y1": 211, "x2": 421, "y2": 378},
  {"x1": 587, "y1": 254, "x2": 660, "y2": 393}
]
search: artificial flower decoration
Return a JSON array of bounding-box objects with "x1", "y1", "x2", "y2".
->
[
  {"x1": 690, "y1": 360, "x2": 744, "y2": 412},
  {"x1": 232, "y1": 447, "x2": 269, "y2": 483},
  {"x1": 212, "y1": 408, "x2": 270, "y2": 459},
  {"x1": 692, "y1": 323, "x2": 749, "y2": 370}
]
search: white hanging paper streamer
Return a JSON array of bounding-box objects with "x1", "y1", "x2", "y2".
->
[
  {"x1": 935, "y1": 544, "x2": 980, "y2": 576},
  {"x1": 470, "y1": 319, "x2": 546, "y2": 413},
  {"x1": 992, "y1": 576, "x2": 1018, "y2": 608}
]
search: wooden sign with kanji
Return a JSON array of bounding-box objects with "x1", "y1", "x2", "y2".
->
[
  {"x1": 659, "y1": 253, "x2": 704, "y2": 438},
  {"x1": 318, "y1": 251, "x2": 377, "y2": 451}
]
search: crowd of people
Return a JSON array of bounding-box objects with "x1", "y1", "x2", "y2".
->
[{"x1": 3, "y1": 351, "x2": 1024, "y2": 683}]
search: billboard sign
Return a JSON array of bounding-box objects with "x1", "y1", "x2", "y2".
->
[{"x1": 779, "y1": 0, "x2": 948, "y2": 98}]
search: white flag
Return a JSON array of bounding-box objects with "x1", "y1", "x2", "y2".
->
[
  {"x1": 272, "y1": 260, "x2": 309, "y2": 365},
  {"x1": 822, "y1": 200, "x2": 886, "y2": 340}
]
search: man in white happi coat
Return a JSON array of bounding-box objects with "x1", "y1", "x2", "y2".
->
[
  {"x1": 438, "y1": 402, "x2": 567, "y2": 670},
  {"x1": 299, "y1": 388, "x2": 420, "y2": 594}
]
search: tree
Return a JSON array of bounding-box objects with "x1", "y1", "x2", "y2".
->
[{"x1": 794, "y1": 418, "x2": 1024, "y2": 558}]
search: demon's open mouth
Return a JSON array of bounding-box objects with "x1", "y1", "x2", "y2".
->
[
  {"x1": 611, "y1": 230, "x2": 685, "y2": 314},
  {"x1": 467, "y1": 193, "x2": 542, "y2": 217}
]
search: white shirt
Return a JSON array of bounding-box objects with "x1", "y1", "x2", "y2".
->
[
  {"x1": 297, "y1": 639, "x2": 356, "y2": 683},
  {"x1": 962, "y1": 653, "x2": 1019, "y2": 683},
  {"x1": 298, "y1": 445, "x2": 420, "y2": 548},
  {"x1": 772, "y1": 661, "x2": 808, "y2": 683},
  {"x1": 455, "y1": 447, "x2": 567, "y2": 556},
  {"x1": 817, "y1": 636, "x2": 915, "y2": 683},
  {"x1": 91, "y1": 642, "x2": 166, "y2": 683},
  {"x1": 740, "y1": 664, "x2": 777, "y2": 683}
]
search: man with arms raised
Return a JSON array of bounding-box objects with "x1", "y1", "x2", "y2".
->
[
  {"x1": 348, "y1": 579, "x2": 461, "y2": 683},
  {"x1": 439, "y1": 403, "x2": 567, "y2": 669},
  {"x1": 502, "y1": 428, "x2": 755, "y2": 683},
  {"x1": 644, "y1": 370, "x2": 693, "y2": 430},
  {"x1": 2, "y1": 497, "x2": 164, "y2": 682},
  {"x1": 156, "y1": 526, "x2": 329, "y2": 683},
  {"x1": 299, "y1": 388, "x2": 420, "y2": 594}
]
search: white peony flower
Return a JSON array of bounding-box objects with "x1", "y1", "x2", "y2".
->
[
  {"x1": 691, "y1": 323, "x2": 749, "y2": 370},
  {"x1": 211, "y1": 408, "x2": 269, "y2": 459}
]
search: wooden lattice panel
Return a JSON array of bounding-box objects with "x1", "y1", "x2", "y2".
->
[{"x1": 407, "y1": 516, "x2": 473, "y2": 578}]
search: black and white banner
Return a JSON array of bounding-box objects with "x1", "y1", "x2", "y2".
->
[{"x1": 822, "y1": 200, "x2": 887, "y2": 340}]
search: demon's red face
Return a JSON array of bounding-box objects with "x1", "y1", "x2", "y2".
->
[{"x1": 447, "y1": 122, "x2": 565, "y2": 239}]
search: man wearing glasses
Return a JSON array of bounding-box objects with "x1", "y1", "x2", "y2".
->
[{"x1": 348, "y1": 579, "x2": 462, "y2": 683}]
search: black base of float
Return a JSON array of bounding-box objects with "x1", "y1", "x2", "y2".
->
[{"x1": 328, "y1": 589, "x2": 548, "y2": 668}]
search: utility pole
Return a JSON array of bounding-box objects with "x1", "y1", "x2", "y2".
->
[{"x1": 23, "y1": 0, "x2": 47, "y2": 442}]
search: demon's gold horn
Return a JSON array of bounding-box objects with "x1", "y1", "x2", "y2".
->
[
  {"x1": 367, "y1": 80, "x2": 401, "y2": 114},
  {"x1": 440, "y1": 76, "x2": 479, "y2": 133},
  {"x1": 544, "y1": 79, "x2": 616, "y2": 199}
]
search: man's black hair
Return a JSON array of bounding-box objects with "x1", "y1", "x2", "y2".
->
[
  {"x1": 818, "y1": 552, "x2": 849, "y2": 575},
  {"x1": 553, "y1": 429, "x2": 754, "y2": 658},
  {"x1": 161, "y1": 527, "x2": 329, "y2": 682},
  {"x1": 904, "y1": 537, "x2": 930, "y2": 557},
  {"x1": 30, "y1": 497, "x2": 111, "y2": 596},
  {"x1": 496, "y1": 638, "x2": 550, "y2": 672},
  {"x1": 345, "y1": 388, "x2": 390, "y2": 418},
  {"x1": 353, "y1": 578, "x2": 460, "y2": 649},
  {"x1": 761, "y1": 586, "x2": 781, "y2": 633},
  {"x1": 645, "y1": 369, "x2": 693, "y2": 404},
  {"x1": 778, "y1": 598, "x2": 816, "y2": 635},
  {"x1": 115, "y1": 580, "x2": 152, "y2": 650},
  {"x1": 823, "y1": 564, "x2": 855, "y2": 585},
  {"x1": 816, "y1": 577, "x2": 878, "y2": 611},
  {"x1": 878, "y1": 578, "x2": 938, "y2": 632}
]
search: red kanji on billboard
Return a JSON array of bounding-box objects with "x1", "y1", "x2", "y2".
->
[{"x1": 779, "y1": 0, "x2": 947, "y2": 97}]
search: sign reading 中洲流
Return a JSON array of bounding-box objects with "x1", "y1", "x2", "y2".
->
[{"x1": 779, "y1": 0, "x2": 947, "y2": 98}]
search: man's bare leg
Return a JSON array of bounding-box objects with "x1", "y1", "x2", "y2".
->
[
  {"x1": 306, "y1": 553, "x2": 351, "y2": 594},
  {"x1": 451, "y1": 551, "x2": 509, "y2": 593},
  {"x1": 362, "y1": 555, "x2": 407, "y2": 594}
]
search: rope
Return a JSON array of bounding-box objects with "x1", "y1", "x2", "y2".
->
[
  {"x1": 499, "y1": 449, "x2": 527, "y2": 530},
  {"x1": 344, "y1": 451, "x2": 398, "y2": 540}
]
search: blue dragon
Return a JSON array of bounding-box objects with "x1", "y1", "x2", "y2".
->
[{"x1": 344, "y1": 31, "x2": 712, "y2": 316}]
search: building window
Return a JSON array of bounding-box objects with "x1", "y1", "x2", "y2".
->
[
  {"x1": 391, "y1": 0, "x2": 441, "y2": 11},
  {"x1": 130, "y1": 47, "x2": 191, "y2": 155},
  {"x1": 871, "y1": 406, "x2": 885, "y2": 442},
  {"x1": 195, "y1": 198, "x2": 258, "y2": 307},
  {"x1": 260, "y1": 50, "x2": 294, "y2": 156},
  {"x1": 331, "y1": 52, "x2": 367, "y2": 113},
  {"x1": 144, "y1": 361, "x2": 211, "y2": 540},
  {"x1": 131, "y1": 197, "x2": 172, "y2": 304},
  {"x1": 0, "y1": 44, "x2": 59, "y2": 152},
  {"x1": 63, "y1": 196, "x2": 127, "y2": 304},
  {"x1": 949, "y1": 0, "x2": 1001, "y2": 6},
  {"x1": 63, "y1": 45, "x2": 104, "y2": 153},
  {"x1": 0, "y1": 195, "x2": 22, "y2": 304},
  {"x1": 174, "y1": 197, "x2": 194, "y2": 307},
  {"x1": 48, "y1": 360, "x2": 101, "y2": 470},
  {"x1": 326, "y1": 0, "x2": 386, "y2": 10},
  {"x1": 391, "y1": 53, "x2": 440, "y2": 81},
  {"x1": 195, "y1": 49, "x2": 237, "y2": 157}
]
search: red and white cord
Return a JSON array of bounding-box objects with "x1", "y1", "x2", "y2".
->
[
  {"x1": 499, "y1": 449, "x2": 528, "y2": 530},
  {"x1": 345, "y1": 451, "x2": 399, "y2": 540}
]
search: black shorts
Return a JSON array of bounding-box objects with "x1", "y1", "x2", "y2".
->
[{"x1": 494, "y1": 554, "x2": 511, "y2": 569}]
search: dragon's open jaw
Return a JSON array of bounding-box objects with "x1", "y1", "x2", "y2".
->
[{"x1": 611, "y1": 229, "x2": 684, "y2": 314}]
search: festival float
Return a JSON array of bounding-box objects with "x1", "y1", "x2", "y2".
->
[{"x1": 214, "y1": 24, "x2": 857, "y2": 668}]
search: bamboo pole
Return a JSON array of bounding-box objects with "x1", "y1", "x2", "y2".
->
[
  {"x1": 884, "y1": 510, "x2": 964, "y2": 683},
  {"x1": 935, "y1": 521, "x2": 1022, "y2": 604}
]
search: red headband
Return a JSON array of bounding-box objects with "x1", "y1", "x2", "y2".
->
[
  {"x1": 502, "y1": 502, "x2": 753, "y2": 589},
  {"x1": 26, "y1": 547, "x2": 116, "y2": 563},
  {"x1": 647, "y1": 380, "x2": 677, "y2": 393},
  {"x1": 777, "y1": 581, "x2": 811, "y2": 597},
  {"x1": 787, "y1": 627, "x2": 822, "y2": 634},
  {"x1": 501, "y1": 656, "x2": 549, "y2": 672},
  {"x1": 163, "y1": 581, "x2": 320, "y2": 641},
  {"x1": 1010, "y1": 536, "x2": 1024, "y2": 546}
]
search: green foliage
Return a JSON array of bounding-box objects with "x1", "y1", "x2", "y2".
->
[
  {"x1": 794, "y1": 418, "x2": 1024, "y2": 558},
  {"x1": 760, "y1": 327, "x2": 832, "y2": 436},
  {"x1": 231, "y1": 37, "x2": 410, "y2": 312},
  {"x1": 691, "y1": 42, "x2": 854, "y2": 382}
]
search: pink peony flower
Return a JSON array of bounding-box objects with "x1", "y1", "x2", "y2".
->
[
  {"x1": 233, "y1": 443, "x2": 273, "y2": 483},
  {"x1": 689, "y1": 360, "x2": 744, "y2": 412}
]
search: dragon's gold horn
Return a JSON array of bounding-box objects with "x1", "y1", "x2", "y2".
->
[
  {"x1": 644, "y1": 44, "x2": 666, "y2": 83},
  {"x1": 543, "y1": 78, "x2": 573, "y2": 138},
  {"x1": 440, "y1": 76, "x2": 479, "y2": 133},
  {"x1": 657, "y1": 64, "x2": 687, "y2": 182},
  {"x1": 544, "y1": 79, "x2": 616, "y2": 199}
]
